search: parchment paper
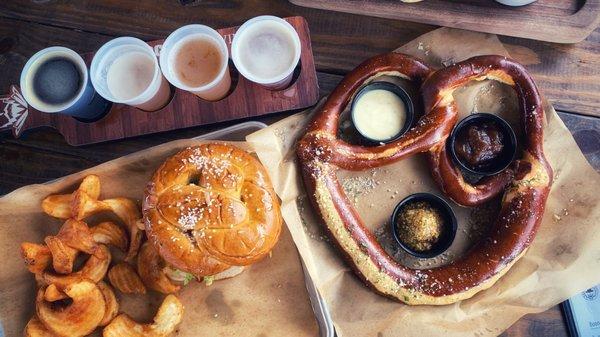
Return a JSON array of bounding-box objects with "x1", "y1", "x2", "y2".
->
[
  {"x1": 0, "y1": 138, "x2": 319, "y2": 337},
  {"x1": 247, "y1": 27, "x2": 600, "y2": 337}
]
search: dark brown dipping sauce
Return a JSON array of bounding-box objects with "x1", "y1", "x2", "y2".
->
[{"x1": 454, "y1": 122, "x2": 504, "y2": 169}]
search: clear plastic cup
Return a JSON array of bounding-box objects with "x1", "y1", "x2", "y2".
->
[
  {"x1": 231, "y1": 16, "x2": 301, "y2": 90},
  {"x1": 90, "y1": 37, "x2": 171, "y2": 112},
  {"x1": 159, "y1": 25, "x2": 231, "y2": 101}
]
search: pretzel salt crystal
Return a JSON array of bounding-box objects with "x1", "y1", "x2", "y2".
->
[{"x1": 296, "y1": 53, "x2": 552, "y2": 305}]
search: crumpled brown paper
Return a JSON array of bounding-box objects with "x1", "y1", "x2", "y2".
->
[
  {"x1": 0, "y1": 137, "x2": 318, "y2": 337},
  {"x1": 246, "y1": 27, "x2": 600, "y2": 337}
]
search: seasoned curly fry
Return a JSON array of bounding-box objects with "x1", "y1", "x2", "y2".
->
[
  {"x1": 21, "y1": 242, "x2": 52, "y2": 274},
  {"x1": 71, "y1": 192, "x2": 142, "y2": 261},
  {"x1": 42, "y1": 175, "x2": 143, "y2": 261},
  {"x1": 25, "y1": 174, "x2": 160, "y2": 337},
  {"x1": 71, "y1": 189, "x2": 112, "y2": 220},
  {"x1": 44, "y1": 236, "x2": 78, "y2": 275},
  {"x1": 54, "y1": 219, "x2": 99, "y2": 255},
  {"x1": 41, "y1": 175, "x2": 101, "y2": 219},
  {"x1": 137, "y1": 243, "x2": 181, "y2": 294},
  {"x1": 108, "y1": 262, "x2": 146, "y2": 294},
  {"x1": 91, "y1": 221, "x2": 128, "y2": 252},
  {"x1": 27, "y1": 219, "x2": 99, "y2": 275},
  {"x1": 102, "y1": 198, "x2": 143, "y2": 261},
  {"x1": 36, "y1": 281, "x2": 106, "y2": 337},
  {"x1": 98, "y1": 281, "x2": 119, "y2": 327},
  {"x1": 103, "y1": 294, "x2": 183, "y2": 337},
  {"x1": 41, "y1": 245, "x2": 111, "y2": 288},
  {"x1": 43, "y1": 284, "x2": 67, "y2": 302},
  {"x1": 24, "y1": 316, "x2": 58, "y2": 337},
  {"x1": 40, "y1": 194, "x2": 72, "y2": 220}
]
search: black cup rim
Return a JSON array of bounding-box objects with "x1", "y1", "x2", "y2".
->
[
  {"x1": 448, "y1": 113, "x2": 518, "y2": 176},
  {"x1": 350, "y1": 82, "x2": 414, "y2": 144},
  {"x1": 390, "y1": 193, "x2": 457, "y2": 259}
]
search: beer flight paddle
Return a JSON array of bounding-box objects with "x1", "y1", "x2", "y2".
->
[{"x1": 0, "y1": 16, "x2": 318, "y2": 146}]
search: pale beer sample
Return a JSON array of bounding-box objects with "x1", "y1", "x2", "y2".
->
[
  {"x1": 107, "y1": 52, "x2": 155, "y2": 101},
  {"x1": 91, "y1": 37, "x2": 171, "y2": 112},
  {"x1": 232, "y1": 16, "x2": 301, "y2": 89}
]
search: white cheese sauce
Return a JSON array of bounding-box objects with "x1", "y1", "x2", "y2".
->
[{"x1": 353, "y1": 89, "x2": 407, "y2": 141}]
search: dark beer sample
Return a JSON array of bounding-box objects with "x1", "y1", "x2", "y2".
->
[{"x1": 32, "y1": 57, "x2": 82, "y2": 105}]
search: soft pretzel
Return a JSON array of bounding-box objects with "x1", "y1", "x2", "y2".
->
[
  {"x1": 296, "y1": 53, "x2": 552, "y2": 305},
  {"x1": 143, "y1": 143, "x2": 282, "y2": 279}
]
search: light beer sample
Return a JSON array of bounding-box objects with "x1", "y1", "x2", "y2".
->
[
  {"x1": 232, "y1": 16, "x2": 301, "y2": 89},
  {"x1": 105, "y1": 51, "x2": 171, "y2": 111},
  {"x1": 236, "y1": 21, "x2": 297, "y2": 80},
  {"x1": 91, "y1": 37, "x2": 171, "y2": 111},
  {"x1": 107, "y1": 51, "x2": 155, "y2": 101}
]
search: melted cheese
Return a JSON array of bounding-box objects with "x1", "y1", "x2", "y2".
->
[{"x1": 353, "y1": 89, "x2": 407, "y2": 141}]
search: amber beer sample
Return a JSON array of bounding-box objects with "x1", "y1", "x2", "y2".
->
[
  {"x1": 160, "y1": 25, "x2": 231, "y2": 101},
  {"x1": 91, "y1": 37, "x2": 171, "y2": 111},
  {"x1": 172, "y1": 38, "x2": 223, "y2": 88}
]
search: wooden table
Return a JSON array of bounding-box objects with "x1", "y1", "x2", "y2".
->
[{"x1": 0, "y1": 1, "x2": 598, "y2": 336}]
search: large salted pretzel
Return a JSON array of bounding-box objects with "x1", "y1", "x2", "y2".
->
[{"x1": 296, "y1": 53, "x2": 552, "y2": 305}]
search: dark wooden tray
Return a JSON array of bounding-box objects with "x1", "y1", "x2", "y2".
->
[
  {"x1": 289, "y1": 0, "x2": 600, "y2": 43},
  {"x1": 0, "y1": 16, "x2": 319, "y2": 146}
]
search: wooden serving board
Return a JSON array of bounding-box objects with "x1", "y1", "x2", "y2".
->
[
  {"x1": 0, "y1": 16, "x2": 319, "y2": 146},
  {"x1": 289, "y1": 0, "x2": 600, "y2": 43}
]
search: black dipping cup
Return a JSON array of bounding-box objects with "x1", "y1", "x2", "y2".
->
[
  {"x1": 448, "y1": 113, "x2": 518, "y2": 176},
  {"x1": 350, "y1": 82, "x2": 414, "y2": 145},
  {"x1": 390, "y1": 193, "x2": 457, "y2": 259}
]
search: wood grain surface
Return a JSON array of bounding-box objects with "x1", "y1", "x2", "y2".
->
[
  {"x1": 0, "y1": 1, "x2": 599, "y2": 336},
  {"x1": 1, "y1": 1, "x2": 599, "y2": 117},
  {"x1": 289, "y1": 0, "x2": 600, "y2": 43}
]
